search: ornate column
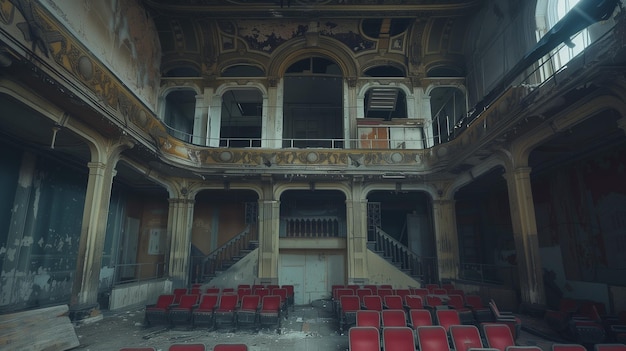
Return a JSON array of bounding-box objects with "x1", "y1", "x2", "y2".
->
[
  {"x1": 257, "y1": 193, "x2": 280, "y2": 284},
  {"x1": 432, "y1": 199, "x2": 460, "y2": 282},
  {"x1": 207, "y1": 91, "x2": 221, "y2": 147},
  {"x1": 71, "y1": 161, "x2": 117, "y2": 306},
  {"x1": 167, "y1": 195, "x2": 195, "y2": 284},
  {"x1": 504, "y1": 167, "x2": 546, "y2": 305}
]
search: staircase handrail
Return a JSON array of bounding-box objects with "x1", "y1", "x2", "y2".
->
[
  {"x1": 191, "y1": 225, "x2": 257, "y2": 284},
  {"x1": 372, "y1": 227, "x2": 436, "y2": 281},
  {"x1": 204, "y1": 225, "x2": 251, "y2": 262}
]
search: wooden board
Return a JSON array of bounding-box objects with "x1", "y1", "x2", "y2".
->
[{"x1": 0, "y1": 304, "x2": 80, "y2": 351}]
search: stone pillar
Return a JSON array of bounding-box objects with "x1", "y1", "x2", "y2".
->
[
  {"x1": 344, "y1": 77, "x2": 358, "y2": 148},
  {"x1": 71, "y1": 162, "x2": 117, "y2": 306},
  {"x1": 346, "y1": 198, "x2": 368, "y2": 284},
  {"x1": 267, "y1": 77, "x2": 283, "y2": 148},
  {"x1": 192, "y1": 93, "x2": 208, "y2": 145},
  {"x1": 208, "y1": 92, "x2": 221, "y2": 147},
  {"x1": 257, "y1": 198, "x2": 280, "y2": 284},
  {"x1": 504, "y1": 167, "x2": 546, "y2": 305},
  {"x1": 432, "y1": 199, "x2": 459, "y2": 282},
  {"x1": 167, "y1": 197, "x2": 195, "y2": 284}
]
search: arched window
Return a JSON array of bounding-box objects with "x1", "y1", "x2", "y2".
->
[
  {"x1": 536, "y1": 0, "x2": 589, "y2": 79},
  {"x1": 283, "y1": 57, "x2": 343, "y2": 148}
]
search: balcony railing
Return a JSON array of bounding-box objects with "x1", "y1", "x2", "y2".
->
[{"x1": 281, "y1": 216, "x2": 345, "y2": 238}]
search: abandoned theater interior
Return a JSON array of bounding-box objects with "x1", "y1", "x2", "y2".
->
[{"x1": 1, "y1": 0, "x2": 626, "y2": 349}]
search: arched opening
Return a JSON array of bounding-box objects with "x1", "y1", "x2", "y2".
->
[
  {"x1": 190, "y1": 189, "x2": 260, "y2": 284},
  {"x1": 283, "y1": 57, "x2": 343, "y2": 148},
  {"x1": 527, "y1": 110, "x2": 626, "y2": 310},
  {"x1": 220, "y1": 89, "x2": 263, "y2": 147},
  {"x1": 454, "y1": 167, "x2": 516, "y2": 287},
  {"x1": 367, "y1": 190, "x2": 436, "y2": 283},
  {"x1": 102, "y1": 161, "x2": 169, "y2": 309},
  {"x1": 163, "y1": 89, "x2": 197, "y2": 143},
  {"x1": 278, "y1": 189, "x2": 347, "y2": 304}
]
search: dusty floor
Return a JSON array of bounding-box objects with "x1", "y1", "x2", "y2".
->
[
  {"x1": 73, "y1": 300, "x2": 347, "y2": 351},
  {"x1": 72, "y1": 300, "x2": 562, "y2": 351}
]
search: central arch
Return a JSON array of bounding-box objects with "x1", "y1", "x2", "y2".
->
[{"x1": 283, "y1": 56, "x2": 344, "y2": 148}]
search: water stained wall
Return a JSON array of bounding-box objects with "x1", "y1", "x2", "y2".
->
[{"x1": 0, "y1": 142, "x2": 87, "y2": 312}]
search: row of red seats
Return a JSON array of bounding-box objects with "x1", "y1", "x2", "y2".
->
[
  {"x1": 176, "y1": 284, "x2": 294, "y2": 304},
  {"x1": 545, "y1": 298, "x2": 626, "y2": 344},
  {"x1": 348, "y1": 322, "x2": 520, "y2": 351},
  {"x1": 144, "y1": 292, "x2": 285, "y2": 331},
  {"x1": 120, "y1": 343, "x2": 247, "y2": 351}
]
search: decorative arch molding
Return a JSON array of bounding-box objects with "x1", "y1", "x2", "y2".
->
[
  {"x1": 508, "y1": 95, "x2": 626, "y2": 168},
  {"x1": 161, "y1": 60, "x2": 203, "y2": 77},
  {"x1": 189, "y1": 183, "x2": 263, "y2": 200},
  {"x1": 273, "y1": 182, "x2": 352, "y2": 202},
  {"x1": 267, "y1": 36, "x2": 358, "y2": 78},
  {"x1": 217, "y1": 58, "x2": 268, "y2": 77},
  {"x1": 360, "y1": 59, "x2": 408, "y2": 76},
  {"x1": 117, "y1": 156, "x2": 174, "y2": 196},
  {"x1": 159, "y1": 83, "x2": 203, "y2": 98},
  {"x1": 446, "y1": 155, "x2": 507, "y2": 199},
  {"x1": 214, "y1": 81, "x2": 269, "y2": 98},
  {"x1": 0, "y1": 83, "x2": 107, "y2": 163},
  {"x1": 360, "y1": 183, "x2": 438, "y2": 202},
  {"x1": 423, "y1": 79, "x2": 468, "y2": 97}
]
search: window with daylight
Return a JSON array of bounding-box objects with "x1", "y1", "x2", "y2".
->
[{"x1": 535, "y1": 0, "x2": 589, "y2": 80}]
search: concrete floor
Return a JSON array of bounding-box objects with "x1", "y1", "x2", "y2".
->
[{"x1": 72, "y1": 300, "x2": 561, "y2": 351}]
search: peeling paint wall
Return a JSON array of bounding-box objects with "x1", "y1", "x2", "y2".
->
[
  {"x1": 533, "y1": 142, "x2": 626, "y2": 296},
  {"x1": 0, "y1": 141, "x2": 87, "y2": 312},
  {"x1": 41, "y1": 0, "x2": 161, "y2": 108}
]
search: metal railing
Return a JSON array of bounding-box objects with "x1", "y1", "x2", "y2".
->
[
  {"x1": 370, "y1": 227, "x2": 437, "y2": 283},
  {"x1": 161, "y1": 123, "x2": 430, "y2": 149},
  {"x1": 459, "y1": 262, "x2": 519, "y2": 288},
  {"x1": 112, "y1": 262, "x2": 165, "y2": 285},
  {"x1": 190, "y1": 226, "x2": 258, "y2": 284}
]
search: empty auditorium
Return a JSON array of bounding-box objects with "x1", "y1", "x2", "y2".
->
[{"x1": 0, "y1": 0, "x2": 625, "y2": 350}]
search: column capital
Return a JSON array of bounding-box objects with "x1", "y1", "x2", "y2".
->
[
  {"x1": 87, "y1": 161, "x2": 106, "y2": 171},
  {"x1": 503, "y1": 166, "x2": 533, "y2": 182},
  {"x1": 168, "y1": 198, "x2": 195, "y2": 205},
  {"x1": 432, "y1": 199, "x2": 455, "y2": 206}
]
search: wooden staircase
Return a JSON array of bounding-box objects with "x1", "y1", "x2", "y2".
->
[{"x1": 367, "y1": 227, "x2": 437, "y2": 284}]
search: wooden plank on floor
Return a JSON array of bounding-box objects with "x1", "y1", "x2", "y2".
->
[{"x1": 0, "y1": 304, "x2": 80, "y2": 351}]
